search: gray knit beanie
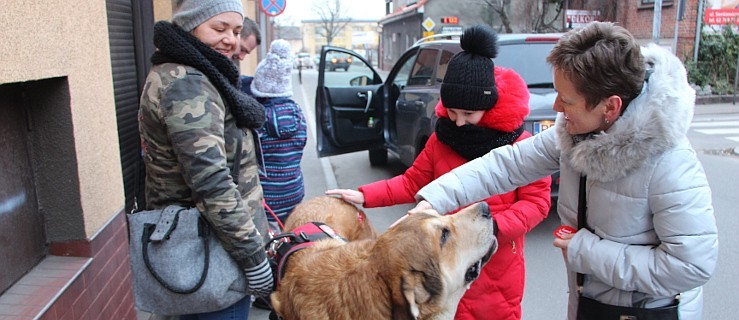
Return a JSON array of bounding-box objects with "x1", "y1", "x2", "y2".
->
[
  {"x1": 251, "y1": 39, "x2": 294, "y2": 98},
  {"x1": 172, "y1": 0, "x2": 243, "y2": 32}
]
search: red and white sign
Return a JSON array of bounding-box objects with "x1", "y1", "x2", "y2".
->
[
  {"x1": 705, "y1": 8, "x2": 739, "y2": 25},
  {"x1": 566, "y1": 10, "x2": 601, "y2": 29}
]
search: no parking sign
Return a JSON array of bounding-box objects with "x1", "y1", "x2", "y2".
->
[{"x1": 260, "y1": 0, "x2": 286, "y2": 17}]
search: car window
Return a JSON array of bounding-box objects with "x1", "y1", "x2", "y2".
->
[
  {"x1": 407, "y1": 49, "x2": 438, "y2": 86},
  {"x1": 392, "y1": 53, "x2": 416, "y2": 89},
  {"x1": 435, "y1": 50, "x2": 454, "y2": 84},
  {"x1": 322, "y1": 50, "x2": 373, "y2": 87},
  {"x1": 495, "y1": 43, "x2": 556, "y2": 89}
]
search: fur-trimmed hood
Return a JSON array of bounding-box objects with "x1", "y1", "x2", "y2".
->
[
  {"x1": 557, "y1": 44, "x2": 696, "y2": 182},
  {"x1": 436, "y1": 66, "x2": 530, "y2": 132}
]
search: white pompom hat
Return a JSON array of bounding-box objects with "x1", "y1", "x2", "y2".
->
[{"x1": 251, "y1": 39, "x2": 294, "y2": 98}]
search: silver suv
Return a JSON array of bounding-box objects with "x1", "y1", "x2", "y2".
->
[{"x1": 315, "y1": 32, "x2": 562, "y2": 198}]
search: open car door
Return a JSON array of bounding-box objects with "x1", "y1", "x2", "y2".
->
[{"x1": 315, "y1": 46, "x2": 383, "y2": 158}]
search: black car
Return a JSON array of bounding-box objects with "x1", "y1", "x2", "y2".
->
[
  {"x1": 315, "y1": 33, "x2": 561, "y2": 198},
  {"x1": 325, "y1": 53, "x2": 353, "y2": 71}
]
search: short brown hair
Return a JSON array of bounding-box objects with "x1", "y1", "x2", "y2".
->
[
  {"x1": 547, "y1": 22, "x2": 644, "y2": 111},
  {"x1": 241, "y1": 17, "x2": 261, "y2": 45}
]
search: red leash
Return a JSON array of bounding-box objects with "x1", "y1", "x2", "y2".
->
[{"x1": 263, "y1": 199, "x2": 285, "y2": 230}]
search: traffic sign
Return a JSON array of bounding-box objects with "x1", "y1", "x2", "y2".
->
[
  {"x1": 422, "y1": 17, "x2": 436, "y2": 32},
  {"x1": 260, "y1": 0, "x2": 286, "y2": 17}
]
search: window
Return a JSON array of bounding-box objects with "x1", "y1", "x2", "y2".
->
[
  {"x1": 435, "y1": 50, "x2": 454, "y2": 84},
  {"x1": 407, "y1": 49, "x2": 438, "y2": 86},
  {"x1": 640, "y1": 0, "x2": 674, "y2": 8}
]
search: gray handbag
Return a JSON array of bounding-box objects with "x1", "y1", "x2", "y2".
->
[
  {"x1": 127, "y1": 205, "x2": 247, "y2": 315},
  {"x1": 128, "y1": 132, "x2": 249, "y2": 315}
]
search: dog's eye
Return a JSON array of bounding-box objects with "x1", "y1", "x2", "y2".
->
[{"x1": 440, "y1": 228, "x2": 450, "y2": 245}]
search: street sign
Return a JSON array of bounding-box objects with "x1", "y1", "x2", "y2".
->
[
  {"x1": 260, "y1": 0, "x2": 286, "y2": 17},
  {"x1": 422, "y1": 17, "x2": 436, "y2": 32},
  {"x1": 440, "y1": 26, "x2": 463, "y2": 34}
]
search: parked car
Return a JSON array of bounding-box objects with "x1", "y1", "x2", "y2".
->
[
  {"x1": 294, "y1": 52, "x2": 314, "y2": 69},
  {"x1": 315, "y1": 33, "x2": 562, "y2": 198}
]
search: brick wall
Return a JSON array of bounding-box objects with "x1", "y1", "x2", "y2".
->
[
  {"x1": 619, "y1": 0, "x2": 700, "y2": 59},
  {"x1": 42, "y1": 210, "x2": 136, "y2": 319}
]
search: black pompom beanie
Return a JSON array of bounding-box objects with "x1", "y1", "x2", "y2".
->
[{"x1": 440, "y1": 25, "x2": 499, "y2": 111}]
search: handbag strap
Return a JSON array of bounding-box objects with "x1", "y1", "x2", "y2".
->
[
  {"x1": 576, "y1": 175, "x2": 587, "y2": 292},
  {"x1": 231, "y1": 131, "x2": 244, "y2": 185},
  {"x1": 574, "y1": 176, "x2": 682, "y2": 305},
  {"x1": 142, "y1": 207, "x2": 210, "y2": 294}
]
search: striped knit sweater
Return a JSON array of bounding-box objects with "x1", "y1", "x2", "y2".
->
[{"x1": 255, "y1": 96, "x2": 308, "y2": 223}]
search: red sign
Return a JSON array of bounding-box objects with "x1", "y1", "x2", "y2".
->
[
  {"x1": 704, "y1": 8, "x2": 739, "y2": 25},
  {"x1": 440, "y1": 16, "x2": 459, "y2": 24},
  {"x1": 260, "y1": 0, "x2": 286, "y2": 17}
]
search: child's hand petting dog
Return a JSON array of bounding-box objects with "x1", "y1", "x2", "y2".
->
[{"x1": 325, "y1": 189, "x2": 365, "y2": 205}]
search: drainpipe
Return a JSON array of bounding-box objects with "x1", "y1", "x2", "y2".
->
[
  {"x1": 652, "y1": 0, "x2": 663, "y2": 44},
  {"x1": 694, "y1": 0, "x2": 704, "y2": 63}
]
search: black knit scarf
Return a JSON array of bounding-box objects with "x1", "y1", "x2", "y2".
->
[
  {"x1": 150, "y1": 21, "x2": 265, "y2": 129},
  {"x1": 435, "y1": 117, "x2": 524, "y2": 160}
]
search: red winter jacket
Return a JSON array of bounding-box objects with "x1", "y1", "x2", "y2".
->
[{"x1": 359, "y1": 66, "x2": 552, "y2": 320}]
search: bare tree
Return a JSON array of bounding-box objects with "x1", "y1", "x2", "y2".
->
[
  {"x1": 481, "y1": 0, "x2": 514, "y2": 33},
  {"x1": 522, "y1": 0, "x2": 564, "y2": 32},
  {"x1": 312, "y1": 0, "x2": 352, "y2": 45}
]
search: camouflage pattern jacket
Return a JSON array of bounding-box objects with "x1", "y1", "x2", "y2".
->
[{"x1": 139, "y1": 63, "x2": 269, "y2": 269}]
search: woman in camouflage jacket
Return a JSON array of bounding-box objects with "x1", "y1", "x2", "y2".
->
[{"x1": 137, "y1": 0, "x2": 273, "y2": 317}]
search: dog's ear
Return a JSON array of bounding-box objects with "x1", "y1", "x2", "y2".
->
[
  {"x1": 402, "y1": 271, "x2": 428, "y2": 319},
  {"x1": 401, "y1": 268, "x2": 443, "y2": 319}
]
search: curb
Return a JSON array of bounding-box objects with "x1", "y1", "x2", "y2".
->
[{"x1": 696, "y1": 95, "x2": 738, "y2": 105}]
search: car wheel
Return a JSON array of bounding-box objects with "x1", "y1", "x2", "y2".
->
[{"x1": 369, "y1": 147, "x2": 388, "y2": 166}]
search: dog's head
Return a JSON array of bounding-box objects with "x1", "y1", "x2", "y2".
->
[{"x1": 375, "y1": 202, "x2": 498, "y2": 319}]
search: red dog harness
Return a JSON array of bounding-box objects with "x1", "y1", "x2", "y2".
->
[{"x1": 266, "y1": 222, "x2": 346, "y2": 288}]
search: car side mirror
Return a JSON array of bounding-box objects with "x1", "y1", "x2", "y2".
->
[{"x1": 349, "y1": 76, "x2": 370, "y2": 87}]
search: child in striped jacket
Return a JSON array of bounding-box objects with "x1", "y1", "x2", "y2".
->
[{"x1": 242, "y1": 39, "x2": 307, "y2": 232}]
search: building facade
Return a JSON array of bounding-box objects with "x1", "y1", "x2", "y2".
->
[
  {"x1": 377, "y1": 0, "x2": 703, "y2": 70},
  {"x1": 300, "y1": 19, "x2": 381, "y2": 66}
]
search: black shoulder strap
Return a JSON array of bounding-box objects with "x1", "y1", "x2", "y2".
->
[
  {"x1": 577, "y1": 175, "x2": 588, "y2": 230},
  {"x1": 577, "y1": 175, "x2": 587, "y2": 292}
]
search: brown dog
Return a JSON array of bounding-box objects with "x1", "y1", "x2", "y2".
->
[
  {"x1": 270, "y1": 202, "x2": 498, "y2": 320},
  {"x1": 283, "y1": 195, "x2": 377, "y2": 241}
]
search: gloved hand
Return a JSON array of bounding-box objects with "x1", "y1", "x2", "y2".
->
[{"x1": 244, "y1": 258, "x2": 274, "y2": 297}]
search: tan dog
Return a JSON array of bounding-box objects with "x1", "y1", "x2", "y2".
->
[
  {"x1": 283, "y1": 195, "x2": 378, "y2": 241},
  {"x1": 271, "y1": 202, "x2": 498, "y2": 320}
]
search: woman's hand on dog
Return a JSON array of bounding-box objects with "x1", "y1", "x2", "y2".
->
[
  {"x1": 408, "y1": 200, "x2": 433, "y2": 214},
  {"x1": 392, "y1": 200, "x2": 434, "y2": 228},
  {"x1": 325, "y1": 189, "x2": 365, "y2": 205}
]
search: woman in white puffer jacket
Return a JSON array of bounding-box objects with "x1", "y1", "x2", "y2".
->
[{"x1": 412, "y1": 22, "x2": 718, "y2": 320}]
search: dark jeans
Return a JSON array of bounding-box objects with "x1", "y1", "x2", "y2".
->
[{"x1": 179, "y1": 295, "x2": 251, "y2": 320}]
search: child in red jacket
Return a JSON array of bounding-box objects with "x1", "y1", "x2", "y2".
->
[{"x1": 326, "y1": 25, "x2": 551, "y2": 320}]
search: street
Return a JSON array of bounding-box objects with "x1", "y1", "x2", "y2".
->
[{"x1": 248, "y1": 69, "x2": 739, "y2": 320}]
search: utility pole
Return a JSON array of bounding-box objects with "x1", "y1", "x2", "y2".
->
[
  {"x1": 652, "y1": 0, "x2": 663, "y2": 44},
  {"x1": 672, "y1": 0, "x2": 685, "y2": 53}
]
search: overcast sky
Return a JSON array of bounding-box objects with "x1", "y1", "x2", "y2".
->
[{"x1": 273, "y1": 0, "x2": 387, "y2": 25}]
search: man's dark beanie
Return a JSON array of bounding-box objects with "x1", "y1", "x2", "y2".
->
[{"x1": 440, "y1": 25, "x2": 499, "y2": 111}]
